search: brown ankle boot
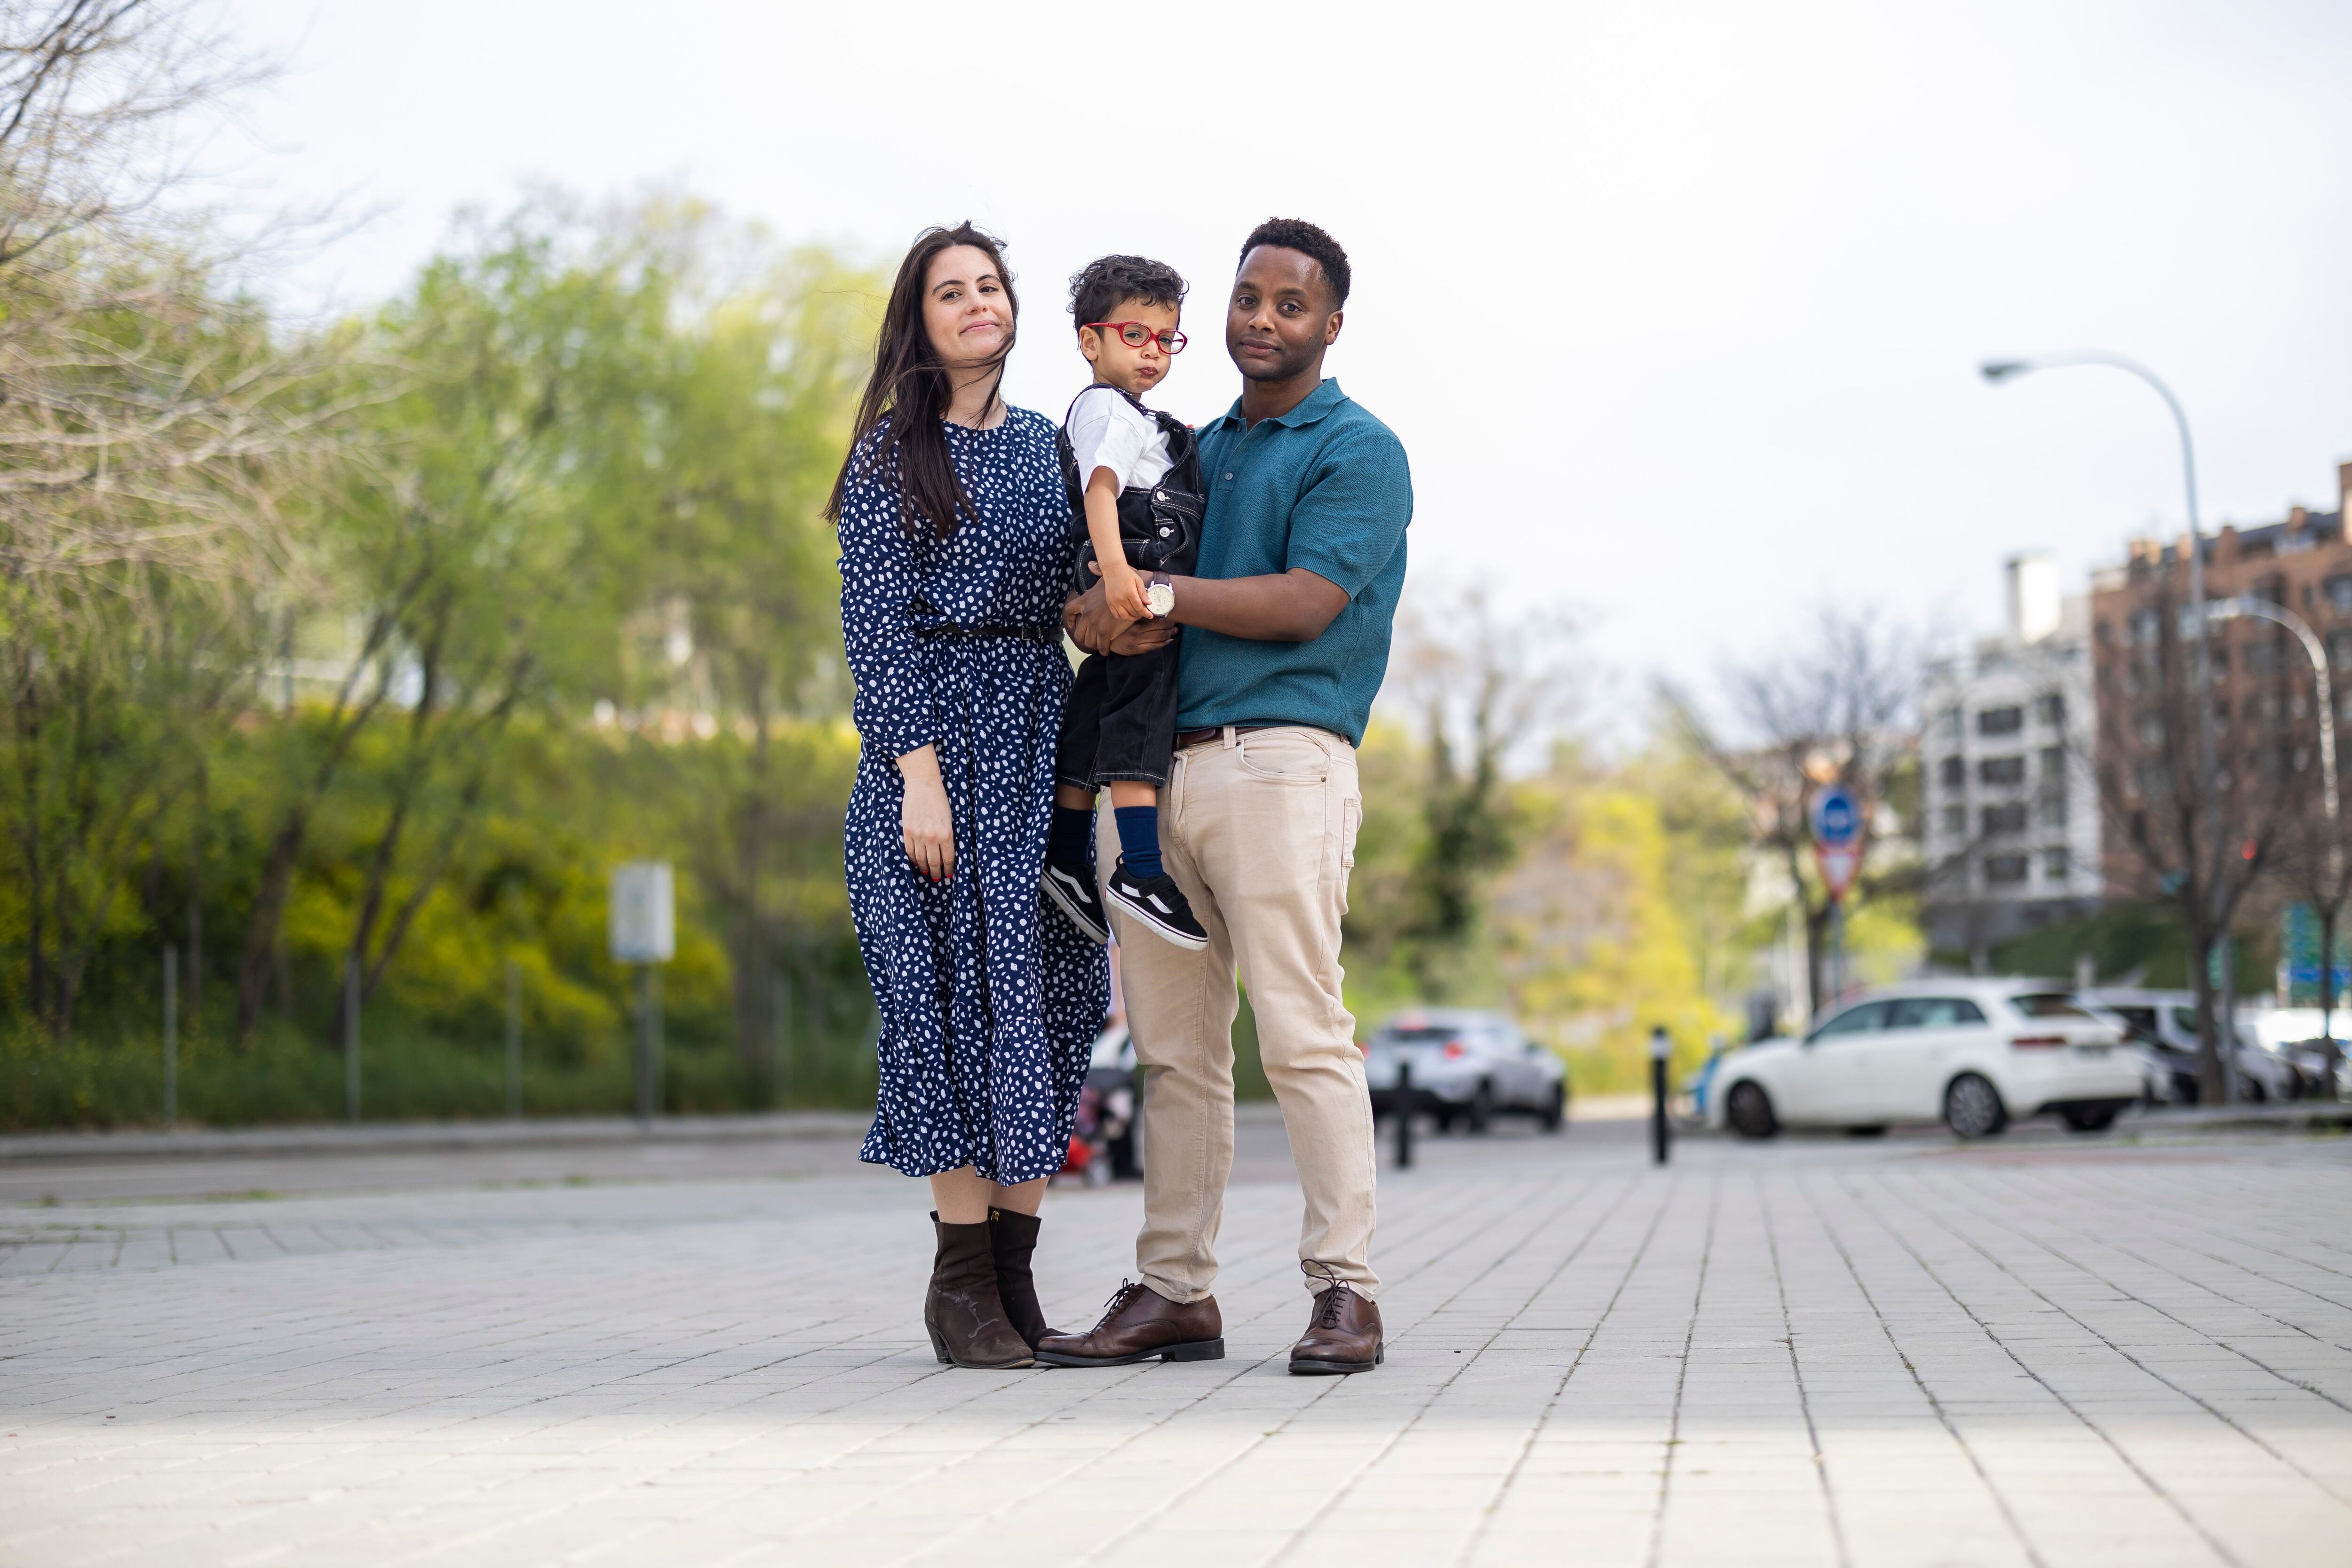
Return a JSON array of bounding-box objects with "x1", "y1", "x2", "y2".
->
[
  {"x1": 988, "y1": 1207, "x2": 1053, "y2": 1351},
  {"x1": 925, "y1": 1213, "x2": 1035, "y2": 1369}
]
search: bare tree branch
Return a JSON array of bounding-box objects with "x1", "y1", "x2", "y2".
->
[{"x1": 1664, "y1": 605, "x2": 1920, "y2": 1015}]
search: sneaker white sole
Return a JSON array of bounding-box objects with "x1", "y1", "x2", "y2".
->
[
  {"x1": 1105, "y1": 885, "x2": 1209, "y2": 951},
  {"x1": 1041, "y1": 868, "x2": 1110, "y2": 944}
]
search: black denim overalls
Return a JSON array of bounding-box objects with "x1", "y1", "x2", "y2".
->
[{"x1": 1053, "y1": 384, "x2": 1205, "y2": 789}]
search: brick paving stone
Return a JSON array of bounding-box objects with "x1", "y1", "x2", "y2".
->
[{"x1": 1, "y1": 1121, "x2": 2347, "y2": 1566}]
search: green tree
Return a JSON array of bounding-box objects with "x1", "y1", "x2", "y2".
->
[
  {"x1": 1343, "y1": 588, "x2": 1578, "y2": 1002},
  {"x1": 617, "y1": 215, "x2": 878, "y2": 1082},
  {"x1": 233, "y1": 202, "x2": 678, "y2": 1043}
]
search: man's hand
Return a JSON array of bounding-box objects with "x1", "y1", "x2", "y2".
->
[
  {"x1": 1110, "y1": 618, "x2": 1177, "y2": 654},
  {"x1": 1064, "y1": 578, "x2": 1133, "y2": 654},
  {"x1": 1062, "y1": 585, "x2": 1177, "y2": 654}
]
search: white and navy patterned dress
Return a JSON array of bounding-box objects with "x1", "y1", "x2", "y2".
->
[{"x1": 837, "y1": 409, "x2": 1110, "y2": 1184}]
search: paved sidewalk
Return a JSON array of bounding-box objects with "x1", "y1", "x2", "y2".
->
[{"x1": 3, "y1": 1120, "x2": 2348, "y2": 1566}]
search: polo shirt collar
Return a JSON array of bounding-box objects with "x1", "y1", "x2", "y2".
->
[{"x1": 1205, "y1": 376, "x2": 1347, "y2": 434}]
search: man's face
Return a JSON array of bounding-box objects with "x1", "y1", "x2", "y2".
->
[{"x1": 1225, "y1": 246, "x2": 1342, "y2": 382}]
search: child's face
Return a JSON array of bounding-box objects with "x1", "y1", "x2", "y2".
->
[{"x1": 1078, "y1": 298, "x2": 1182, "y2": 396}]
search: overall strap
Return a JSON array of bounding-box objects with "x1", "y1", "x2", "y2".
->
[
  {"x1": 1064, "y1": 382, "x2": 1199, "y2": 486},
  {"x1": 1063, "y1": 381, "x2": 1150, "y2": 428}
]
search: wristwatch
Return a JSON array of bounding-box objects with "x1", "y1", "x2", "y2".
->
[{"x1": 1145, "y1": 572, "x2": 1176, "y2": 619}]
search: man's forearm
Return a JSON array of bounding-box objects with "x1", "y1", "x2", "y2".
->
[{"x1": 1168, "y1": 568, "x2": 1347, "y2": 642}]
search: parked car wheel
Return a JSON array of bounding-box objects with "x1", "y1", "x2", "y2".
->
[
  {"x1": 1844, "y1": 1125, "x2": 1888, "y2": 1138},
  {"x1": 1539, "y1": 1083, "x2": 1566, "y2": 1134},
  {"x1": 2060, "y1": 1103, "x2": 2120, "y2": 1132},
  {"x1": 1467, "y1": 1080, "x2": 1494, "y2": 1135},
  {"x1": 1726, "y1": 1080, "x2": 1778, "y2": 1139},
  {"x1": 1944, "y1": 1073, "x2": 2008, "y2": 1139}
]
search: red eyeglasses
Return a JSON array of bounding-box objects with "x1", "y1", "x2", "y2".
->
[{"x1": 1083, "y1": 321, "x2": 1187, "y2": 353}]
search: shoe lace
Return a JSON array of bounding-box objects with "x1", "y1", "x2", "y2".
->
[
  {"x1": 1092, "y1": 1278, "x2": 1144, "y2": 1329},
  {"x1": 1305, "y1": 1260, "x2": 1353, "y2": 1329}
]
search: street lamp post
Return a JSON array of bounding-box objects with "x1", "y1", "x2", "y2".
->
[
  {"x1": 2207, "y1": 596, "x2": 2343, "y2": 1042},
  {"x1": 1981, "y1": 350, "x2": 2233, "y2": 1098}
]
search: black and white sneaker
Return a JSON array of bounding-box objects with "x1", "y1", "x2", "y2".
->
[
  {"x1": 1041, "y1": 857, "x2": 1111, "y2": 944},
  {"x1": 1104, "y1": 859, "x2": 1209, "y2": 951}
]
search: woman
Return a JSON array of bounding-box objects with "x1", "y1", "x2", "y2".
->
[{"x1": 828, "y1": 223, "x2": 1109, "y2": 1370}]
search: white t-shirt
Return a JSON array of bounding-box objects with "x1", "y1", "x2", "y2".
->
[{"x1": 1063, "y1": 385, "x2": 1174, "y2": 492}]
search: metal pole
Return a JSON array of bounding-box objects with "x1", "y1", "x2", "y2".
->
[
  {"x1": 2207, "y1": 596, "x2": 2341, "y2": 1081},
  {"x1": 1830, "y1": 897, "x2": 1847, "y2": 1006},
  {"x1": 162, "y1": 946, "x2": 178, "y2": 1127},
  {"x1": 809, "y1": 975, "x2": 826, "y2": 1096},
  {"x1": 635, "y1": 964, "x2": 653, "y2": 1130},
  {"x1": 2219, "y1": 931, "x2": 2238, "y2": 1102},
  {"x1": 2324, "y1": 646, "x2": 2343, "y2": 1062},
  {"x1": 1984, "y1": 352, "x2": 2222, "y2": 1087},
  {"x1": 1649, "y1": 1026, "x2": 1671, "y2": 1166},
  {"x1": 651, "y1": 965, "x2": 664, "y2": 1117},
  {"x1": 786, "y1": 968, "x2": 804, "y2": 1105},
  {"x1": 505, "y1": 957, "x2": 522, "y2": 1119},
  {"x1": 1394, "y1": 1059, "x2": 1414, "y2": 1170},
  {"x1": 343, "y1": 955, "x2": 361, "y2": 1122}
]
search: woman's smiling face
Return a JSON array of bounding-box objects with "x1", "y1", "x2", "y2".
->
[{"x1": 923, "y1": 244, "x2": 1014, "y2": 370}]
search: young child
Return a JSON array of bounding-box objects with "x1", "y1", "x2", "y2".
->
[{"x1": 1041, "y1": 255, "x2": 1208, "y2": 951}]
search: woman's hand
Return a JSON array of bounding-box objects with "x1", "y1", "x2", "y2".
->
[
  {"x1": 897, "y1": 745, "x2": 954, "y2": 881},
  {"x1": 1100, "y1": 560, "x2": 1152, "y2": 623}
]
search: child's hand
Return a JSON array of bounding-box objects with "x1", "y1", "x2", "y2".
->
[{"x1": 1101, "y1": 561, "x2": 1152, "y2": 622}]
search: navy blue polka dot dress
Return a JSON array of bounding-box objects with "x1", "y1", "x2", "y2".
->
[{"x1": 837, "y1": 408, "x2": 1110, "y2": 1185}]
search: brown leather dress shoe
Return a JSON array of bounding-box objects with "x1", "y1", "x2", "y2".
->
[
  {"x1": 1034, "y1": 1280, "x2": 1224, "y2": 1368},
  {"x1": 1289, "y1": 1281, "x2": 1383, "y2": 1375}
]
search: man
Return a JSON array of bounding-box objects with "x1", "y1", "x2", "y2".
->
[{"x1": 1039, "y1": 218, "x2": 1411, "y2": 1376}]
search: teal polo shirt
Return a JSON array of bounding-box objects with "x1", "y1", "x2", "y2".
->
[{"x1": 1176, "y1": 378, "x2": 1412, "y2": 746}]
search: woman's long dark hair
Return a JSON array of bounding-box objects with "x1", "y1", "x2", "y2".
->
[{"x1": 826, "y1": 222, "x2": 1019, "y2": 540}]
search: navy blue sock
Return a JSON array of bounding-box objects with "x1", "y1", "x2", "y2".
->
[
  {"x1": 1114, "y1": 805, "x2": 1163, "y2": 880},
  {"x1": 1049, "y1": 804, "x2": 1093, "y2": 866}
]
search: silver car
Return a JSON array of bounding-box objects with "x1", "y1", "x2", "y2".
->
[
  {"x1": 2076, "y1": 988, "x2": 2301, "y2": 1103},
  {"x1": 1363, "y1": 1010, "x2": 1568, "y2": 1133}
]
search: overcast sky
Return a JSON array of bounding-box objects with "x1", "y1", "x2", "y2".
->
[{"x1": 213, "y1": 0, "x2": 2352, "y2": 715}]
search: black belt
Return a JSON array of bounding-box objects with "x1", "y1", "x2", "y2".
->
[
  {"x1": 1173, "y1": 723, "x2": 1315, "y2": 750},
  {"x1": 913, "y1": 623, "x2": 1062, "y2": 645}
]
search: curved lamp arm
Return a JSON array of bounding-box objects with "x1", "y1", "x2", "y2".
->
[
  {"x1": 1980, "y1": 350, "x2": 2200, "y2": 534},
  {"x1": 2208, "y1": 596, "x2": 2339, "y2": 832}
]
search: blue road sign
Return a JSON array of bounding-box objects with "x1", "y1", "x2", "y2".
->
[{"x1": 1810, "y1": 785, "x2": 1860, "y2": 847}]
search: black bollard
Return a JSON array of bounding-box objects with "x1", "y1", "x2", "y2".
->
[
  {"x1": 1396, "y1": 1058, "x2": 1414, "y2": 1170},
  {"x1": 1649, "y1": 1026, "x2": 1671, "y2": 1166}
]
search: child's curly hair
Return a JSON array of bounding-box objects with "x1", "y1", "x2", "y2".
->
[{"x1": 1068, "y1": 255, "x2": 1187, "y2": 332}]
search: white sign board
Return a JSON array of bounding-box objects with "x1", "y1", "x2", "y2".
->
[
  {"x1": 1815, "y1": 843, "x2": 1863, "y2": 900},
  {"x1": 609, "y1": 862, "x2": 675, "y2": 963}
]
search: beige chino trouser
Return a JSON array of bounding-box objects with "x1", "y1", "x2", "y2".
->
[{"x1": 1104, "y1": 724, "x2": 1379, "y2": 1301}]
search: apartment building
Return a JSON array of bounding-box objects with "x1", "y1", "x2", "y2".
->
[
  {"x1": 1921, "y1": 555, "x2": 2104, "y2": 958},
  {"x1": 2088, "y1": 462, "x2": 2352, "y2": 896}
]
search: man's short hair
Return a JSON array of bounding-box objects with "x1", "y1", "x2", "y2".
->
[
  {"x1": 1068, "y1": 255, "x2": 1188, "y2": 331},
  {"x1": 1239, "y1": 218, "x2": 1351, "y2": 309}
]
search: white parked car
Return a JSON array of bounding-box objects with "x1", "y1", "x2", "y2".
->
[{"x1": 1707, "y1": 980, "x2": 2144, "y2": 1140}]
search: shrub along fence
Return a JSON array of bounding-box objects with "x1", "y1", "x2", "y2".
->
[{"x1": 0, "y1": 948, "x2": 880, "y2": 1131}]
